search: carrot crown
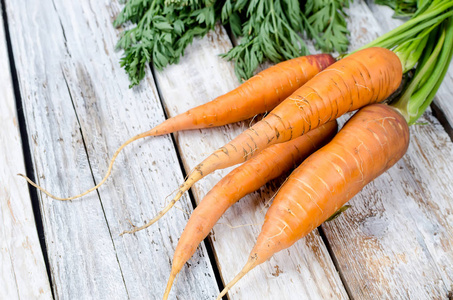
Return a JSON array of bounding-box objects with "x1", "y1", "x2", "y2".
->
[{"x1": 357, "y1": 0, "x2": 453, "y2": 124}]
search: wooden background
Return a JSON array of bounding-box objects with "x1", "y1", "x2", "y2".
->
[{"x1": 1, "y1": 0, "x2": 452, "y2": 299}]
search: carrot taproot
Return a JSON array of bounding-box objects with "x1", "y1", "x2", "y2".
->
[
  {"x1": 18, "y1": 54, "x2": 335, "y2": 201},
  {"x1": 144, "y1": 47, "x2": 402, "y2": 229},
  {"x1": 216, "y1": 103, "x2": 410, "y2": 298},
  {"x1": 155, "y1": 120, "x2": 337, "y2": 300}
]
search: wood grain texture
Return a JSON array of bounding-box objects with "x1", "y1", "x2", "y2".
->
[
  {"x1": 0, "y1": 6, "x2": 52, "y2": 300},
  {"x1": 320, "y1": 1, "x2": 453, "y2": 298},
  {"x1": 365, "y1": 1, "x2": 453, "y2": 135},
  {"x1": 5, "y1": 0, "x2": 218, "y2": 298},
  {"x1": 6, "y1": 0, "x2": 453, "y2": 299},
  {"x1": 153, "y1": 25, "x2": 348, "y2": 300}
]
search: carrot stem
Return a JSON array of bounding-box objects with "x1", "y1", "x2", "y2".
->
[
  {"x1": 408, "y1": 19, "x2": 453, "y2": 123},
  {"x1": 360, "y1": 1, "x2": 453, "y2": 52},
  {"x1": 392, "y1": 17, "x2": 453, "y2": 123},
  {"x1": 392, "y1": 26, "x2": 446, "y2": 121}
]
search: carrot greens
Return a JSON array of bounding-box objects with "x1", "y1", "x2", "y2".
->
[
  {"x1": 114, "y1": 0, "x2": 351, "y2": 87},
  {"x1": 376, "y1": 0, "x2": 422, "y2": 18},
  {"x1": 114, "y1": 0, "x2": 220, "y2": 87},
  {"x1": 220, "y1": 0, "x2": 351, "y2": 80}
]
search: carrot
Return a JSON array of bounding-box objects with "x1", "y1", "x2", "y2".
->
[
  {"x1": 214, "y1": 9, "x2": 452, "y2": 297},
  {"x1": 18, "y1": 54, "x2": 335, "y2": 201},
  {"x1": 142, "y1": 47, "x2": 402, "y2": 229},
  {"x1": 216, "y1": 103, "x2": 410, "y2": 298},
  {"x1": 157, "y1": 120, "x2": 338, "y2": 300}
]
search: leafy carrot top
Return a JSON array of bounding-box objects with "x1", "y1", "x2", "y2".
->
[{"x1": 114, "y1": 0, "x2": 351, "y2": 87}]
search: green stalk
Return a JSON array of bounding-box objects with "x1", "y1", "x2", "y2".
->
[
  {"x1": 358, "y1": 1, "x2": 453, "y2": 51},
  {"x1": 393, "y1": 26, "x2": 429, "y2": 72},
  {"x1": 392, "y1": 17, "x2": 453, "y2": 124},
  {"x1": 360, "y1": 10, "x2": 453, "y2": 54},
  {"x1": 412, "y1": 0, "x2": 436, "y2": 18},
  {"x1": 407, "y1": 19, "x2": 453, "y2": 123},
  {"x1": 411, "y1": 30, "x2": 438, "y2": 88},
  {"x1": 392, "y1": 13, "x2": 450, "y2": 72},
  {"x1": 392, "y1": 25, "x2": 446, "y2": 121}
]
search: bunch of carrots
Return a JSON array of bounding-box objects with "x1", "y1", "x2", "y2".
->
[{"x1": 21, "y1": 0, "x2": 453, "y2": 299}]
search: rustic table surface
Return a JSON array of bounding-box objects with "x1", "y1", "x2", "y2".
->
[{"x1": 2, "y1": 0, "x2": 453, "y2": 299}]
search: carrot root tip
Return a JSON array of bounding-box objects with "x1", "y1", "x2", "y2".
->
[
  {"x1": 162, "y1": 273, "x2": 177, "y2": 300},
  {"x1": 120, "y1": 190, "x2": 186, "y2": 236},
  {"x1": 119, "y1": 219, "x2": 139, "y2": 236},
  {"x1": 216, "y1": 256, "x2": 258, "y2": 300}
]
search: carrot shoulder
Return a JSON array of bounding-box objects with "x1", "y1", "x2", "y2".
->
[
  {"x1": 19, "y1": 54, "x2": 335, "y2": 201},
  {"x1": 158, "y1": 47, "x2": 403, "y2": 228},
  {"x1": 161, "y1": 120, "x2": 338, "y2": 300},
  {"x1": 217, "y1": 103, "x2": 410, "y2": 298}
]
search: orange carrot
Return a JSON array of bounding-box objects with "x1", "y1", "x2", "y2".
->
[
  {"x1": 19, "y1": 54, "x2": 335, "y2": 201},
  {"x1": 142, "y1": 47, "x2": 403, "y2": 228},
  {"x1": 217, "y1": 103, "x2": 410, "y2": 298},
  {"x1": 150, "y1": 54, "x2": 335, "y2": 133},
  {"x1": 157, "y1": 120, "x2": 338, "y2": 300}
]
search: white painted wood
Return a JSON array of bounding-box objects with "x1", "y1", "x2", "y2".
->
[
  {"x1": 5, "y1": 0, "x2": 218, "y2": 299},
  {"x1": 319, "y1": 1, "x2": 453, "y2": 298},
  {"x1": 153, "y1": 25, "x2": 348, "y2": 300},
  {"x1": 366, "y1": 1, "x2": 453, "y2": 134},
  {"x1": 0, "y1": 6, "x2": 52, "y2": 300},
  {"x1": 6, "y1": 0, "x2": 453, "y2": 299}
]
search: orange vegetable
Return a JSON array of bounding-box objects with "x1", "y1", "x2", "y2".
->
[
  {"x1": 217, "y1": 103, "x2": 410, "y2": 298},
  {"x1": 151, "y1": 54, "x2": 335, "y2": 133},
  {"x1": 148, "y1": 47, "x2": 402, "y2": 228},
  {"x1": 19, "y1": 54, "x2": 335, "y2": 201},
  {"x1": 157, "y1": 120, "x2": 338, "y2": 300}
]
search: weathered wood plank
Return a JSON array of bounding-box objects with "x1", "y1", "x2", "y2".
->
[
  {"x1": 5, "y1": 0, "x2": 130, "y2": 298},
  {"x1": 0, "y1": 5, "x2": 52, "y2": 300},
  {"x1": 6, "y1": 0, "x2": 218, "y2": 298},
  {"x1": 153, "y1": 26, "x2": 348, "y2": 299},
  {"x1": 320, "y1": 1, "x2": 453, "y2": 298}
]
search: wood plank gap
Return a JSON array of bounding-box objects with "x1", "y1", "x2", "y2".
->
[
  {"x1": 431, "y1": 102, "x2": 453, "y2": 142},
  {"x1": 189, "y1": 187, "x2": 228, "y2": 299},
  {"x1": 317, "y1": 226, "x2": 353, "y2": 300},
  {"x1": 60, "y1": 70, "x2": 131, "y2": 299},
  {"x1": 221, "y1": 22, "x2": 236, "y2": 48},
  {"x1": 0, "y1": 1, "x2": 54, "y2": 297},
  {"x1": 149, "y1": 65, "x2": 227, "y2": 298},
  {"x1": 50, "y1": 0, "x2": 68, "y2": 53}
]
